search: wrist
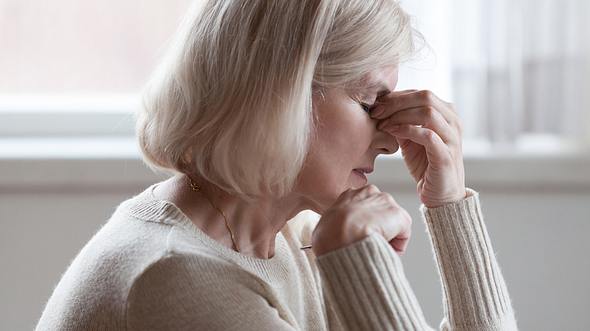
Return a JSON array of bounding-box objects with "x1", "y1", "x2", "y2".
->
[{"x1": 424, "y1": 188, "x2": 469, "y2": 208}]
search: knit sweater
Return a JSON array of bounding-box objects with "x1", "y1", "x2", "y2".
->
[{"x1": 35, "y1": 182, "x2": 518, "y2": 331}]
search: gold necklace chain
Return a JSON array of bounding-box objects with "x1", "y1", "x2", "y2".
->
[
  {"x1": 186, "y1": 175, "x2": 240, "y2": 253},
  {"x1": 186, "y1": 175, "x2": 315, "y2": 253}
]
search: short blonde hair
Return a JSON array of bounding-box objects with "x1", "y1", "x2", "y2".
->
[{"x1": 136, "y1": 0, "x2": 420, "y2": 202}]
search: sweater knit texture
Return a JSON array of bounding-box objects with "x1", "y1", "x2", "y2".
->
[{"x1": 35, "y1": 182, "x2": 518, "y2": 330}]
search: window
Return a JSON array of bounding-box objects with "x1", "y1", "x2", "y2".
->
[
  {"x1": 2, "y1": 0, "x2": 589, "y2": 156},
  {"x1": 0, "y1": 0, "x2": 194, "y2": 138},
  {"x1": 398, "y1": 0, "x2": 590, "y2": 154}
]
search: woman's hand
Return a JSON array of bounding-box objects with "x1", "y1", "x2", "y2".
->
[
  {"x1": 312, "y1": 184, "x2": 412, "y2": 257},
  {"x1": 370, "y1": 90, "x2": 466, "y2": 208}
]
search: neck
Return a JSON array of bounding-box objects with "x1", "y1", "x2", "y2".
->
[{"x1": 160, "y1": 174, "x2": 317, "y2": 259}]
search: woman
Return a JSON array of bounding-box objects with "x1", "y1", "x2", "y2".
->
[{"x1": 36, "y1": 0, "x2": 518, "y2": 330}]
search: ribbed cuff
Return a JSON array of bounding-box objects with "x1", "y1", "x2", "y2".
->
[
  {"x1": 315, "y1": 232, "x2": 432, "y2": 331},
  {"x1": 419, "y1": 188, "x2": 518, "y2": 330}
]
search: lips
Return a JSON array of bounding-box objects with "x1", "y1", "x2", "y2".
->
[
  {"x1": 353, "y1": 167, "x2": 373, "y2": 174},
  {"x1": 353, "y1": 169, "x2": 367, "y2": 177}
]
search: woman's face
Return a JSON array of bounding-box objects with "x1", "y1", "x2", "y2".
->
[{"x1": 296, "y1": 66, "x2": 400, "y2": 212}]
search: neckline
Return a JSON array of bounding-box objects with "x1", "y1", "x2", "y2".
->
[{"x1": 140, "y1": 182, "x2": 289, "y2": 266}]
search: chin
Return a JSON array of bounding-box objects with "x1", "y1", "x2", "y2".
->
[{"x1": 301, "y1": 177, "x2": 359, "y2": 214}]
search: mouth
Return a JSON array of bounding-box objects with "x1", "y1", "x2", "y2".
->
[
  {"x1": 354, "y1": 167, "x2": 373, "y2": 174},
  {"x1": 352, "y1": 169, "x2": 368, "y2": 182}
]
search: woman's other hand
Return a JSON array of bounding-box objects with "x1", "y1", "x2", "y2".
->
[
  {"x1": 370, "y1": 90, "x2": 466, "y2": 208},
  {"x1": 311, "y1": 184, "x2": 412, "y2": 257}
]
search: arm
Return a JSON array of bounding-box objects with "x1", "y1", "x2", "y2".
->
[
  {"x1": 314, "y1": 188, "x2": 518, "y2": 331},
  {"x1": 420, "y1": 188, "x2": 518, "y2": 330}
]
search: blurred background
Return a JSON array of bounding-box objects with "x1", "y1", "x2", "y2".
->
[{"x1": 1, "y1": 0, "x2": 589, "y2": 330}]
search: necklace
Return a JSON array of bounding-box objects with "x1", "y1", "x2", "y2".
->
[
  {"x1": 186, "y1": 175, "x2": 314, "y2": 253},
  {"x1": 186, "y1": 175, "x2": 240, "y2": 253}
]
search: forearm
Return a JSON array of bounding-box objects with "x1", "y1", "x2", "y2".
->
[
  {"x1": 313, "y1": 188, "x2": 518, "y2": 331},
  {"x1": 420, "y1": 188, "x2": 518, "y2": 330},
  {"x1": 315, "y1": 232, "x2": 434, "y2": 330}
]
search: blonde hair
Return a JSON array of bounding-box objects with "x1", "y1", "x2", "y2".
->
[{"x1": 136, "y1": 0, "x2": 420, "y2": 202}]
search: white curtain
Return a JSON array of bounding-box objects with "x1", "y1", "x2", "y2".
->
[
  {"x1": 398, "y1": 0, "x2": 590, "y2": 152},
  {"x1": 451, "y1": 0, "x2": 590, "y2": 150}
]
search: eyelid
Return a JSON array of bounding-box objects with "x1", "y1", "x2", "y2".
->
[
  {"x1": 359, "y1": 102, "x2": 375, "y2": 113},
  {"x1": 350, "y1": 93, "x2": 381, "y2": 112}
]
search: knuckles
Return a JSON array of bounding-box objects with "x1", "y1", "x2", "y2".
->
[
  {"x1": 382, "y1": 193, "x2": 397, "y2": 205},
  {"x1": 422, "y1": 106, "x2": 437, "y2": 127},
  {"x1": 363, "y1": 183, "x2": 381, "y2": 194},
  {"x1": 423, "y1": 129, "x2": 438, "y2": 142},
  {"x1": 455, "y1": 120, "x2": 464, "y2": 136},
  {"x1": 418, "y1": 90, "x2": 435, "y2": 104}
]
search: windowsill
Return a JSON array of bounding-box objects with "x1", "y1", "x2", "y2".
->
[
  {"x1": 1, "y1": 137, "x2": 589, "y2": 192},
  {"x1": 0, "y1": 136, "x2": 140, "y2": 159}
]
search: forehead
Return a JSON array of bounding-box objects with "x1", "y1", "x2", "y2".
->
[
  {"x1": 363, "y1": 66, "x2": 398, "y2": 88},
  {"x1": 358, "y1": 66, "x2": 399, "y2": 96}
]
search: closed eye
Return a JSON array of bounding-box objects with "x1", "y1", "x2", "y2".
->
[{"x1": 359, "y1": 102, "x2": 375, "y2": 113}]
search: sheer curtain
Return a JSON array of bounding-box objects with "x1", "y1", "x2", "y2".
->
[{"x1": 399, "y1": 0, "x2": 590, "y2": 153}]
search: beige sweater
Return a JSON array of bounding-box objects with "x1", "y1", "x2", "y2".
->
[{"x1": 36, "y1": 183, "x2": 518, "y2": 330}]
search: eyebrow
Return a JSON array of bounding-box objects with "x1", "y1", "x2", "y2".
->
[{"x1": 363, "y1": 81, "x2": 391, "y2": 99}]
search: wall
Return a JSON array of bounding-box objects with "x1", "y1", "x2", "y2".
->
[{"x1": 1, "y1": 154, "x2": 589, "y2": 330}]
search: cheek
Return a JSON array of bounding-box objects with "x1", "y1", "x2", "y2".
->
[
  {"x1": 296, "y1": 121, "x2": 370, "y2": 199},
  {"x1": 323, "y1": 116, "x2": 371, "y2": 164},
  {"x1": 317, "y1": 118, "x2": 366, "y2": 168},
  {"x1": 312, "y1": 89, "x2": 373, "y2": 160},
  {"x1": 301, "y1": 92, "x2": 374, "y2": 203}
]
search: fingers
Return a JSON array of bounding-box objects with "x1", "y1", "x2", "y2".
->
[
  {"x1": 384, "y1": 124, "x2": 452, "y2": 165},
  {"x1": 347, "y1": 185, "x2": 414, "y2": 255},
  {"x1": 390, "y1": 227, "x2": 411, "y2": 255},
  {"x1": 369, "y1": 193, "x2": 412, "y2": 255},
  {"x1": 353, "y1": 183, "x2": 381, "y2": 197},
  {"x1": 362, "y1": 184, "x2": 381, "y2": 193},
  {"x1": 388, "y1": 208, "x2": 412, "y2": 255},
  {"x1": 376, "y1": 106, "x2": 459, "y2": 146},
  {"x1": 383, "y1": 89, "x2": 419, "y2": 98},
  {"x1": 340, "y1": 184, "x2": 383, "y2": 205},
  {"x1": 371, "y1": 90, "x2": 460, "y2": 131}
]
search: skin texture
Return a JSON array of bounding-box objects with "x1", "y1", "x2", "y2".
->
[{"x1": 153, "y1": 65, "x2": 466, "y2": 259}]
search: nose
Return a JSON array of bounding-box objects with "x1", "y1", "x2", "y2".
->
[{"x1": 373, "y1": 129, "x2": 399, "y2": 155}]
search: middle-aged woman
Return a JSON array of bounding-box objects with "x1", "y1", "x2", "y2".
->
[{"x1": 36, "y1": 0, "x2": 519, "y2": 330}]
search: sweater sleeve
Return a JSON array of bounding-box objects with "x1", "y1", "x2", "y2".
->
[{"x1": 314, "y1": 188, "x2": 519, "y2": 331}]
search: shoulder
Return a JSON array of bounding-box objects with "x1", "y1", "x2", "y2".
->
[
  {"x1": 35, "y1": 206, "x2": 178, "y2": 330},
  {"x1": 125, "y1": 253, "x2": 279, "y2": 330},
  {"x1": 128, "y1": 251, "x2": 257, "y2": 289}
]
